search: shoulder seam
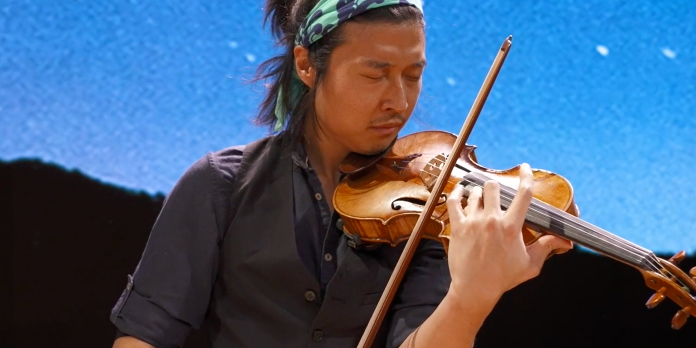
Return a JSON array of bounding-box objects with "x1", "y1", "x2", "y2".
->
[{"x1": 206, "y1": 152, "x2": 227, "y2": 244}]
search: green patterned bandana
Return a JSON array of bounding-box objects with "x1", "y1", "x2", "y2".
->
[{"x1": 273, "y1": 0, "x2": 424, "y2": 131}]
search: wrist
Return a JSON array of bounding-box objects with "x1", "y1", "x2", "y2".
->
[
  {"x1": 400, "y1": 282, "x2": 502, "y2": 347},
  {"x1": 444, "y1": 282, "x2": 501, "y2": 324}
]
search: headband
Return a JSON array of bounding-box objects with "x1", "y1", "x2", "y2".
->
[{"x1": 273, "y1": 0, "x2": 424, "y2": 131}]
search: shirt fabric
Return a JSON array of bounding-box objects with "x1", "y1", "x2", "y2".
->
[{"x1": 110, "y1": 133, "x2": 451, "y2": 347}]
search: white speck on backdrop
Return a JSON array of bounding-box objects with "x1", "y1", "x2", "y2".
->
[
  {"x1": 596, "y1": 45, "x2": 609, "y2": 56},
  {"x1": 661, "y1": 47, "x2": 676, "y2": 58}
]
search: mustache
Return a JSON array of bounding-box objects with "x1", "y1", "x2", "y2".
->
[{"x1": 368, "y1": 114, "x2": 406, "y2": 126}]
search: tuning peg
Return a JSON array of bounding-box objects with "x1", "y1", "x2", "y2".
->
[
  {"x1": 672, "y1": 306, "x2": 691, "y2": 330},
  {"x1": 690, "y1": 266, "x2": 696, "y2": 278},
  {"x1": 668, "y1": 251, "x2": 687, "y2": 265},
  {"x1": 646, "y1": 287, "x2": 666, "y2": 309}
]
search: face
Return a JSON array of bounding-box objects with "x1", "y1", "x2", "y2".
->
[{"x1": 304, "y1": 21, "x2": 426, "y2": 155}]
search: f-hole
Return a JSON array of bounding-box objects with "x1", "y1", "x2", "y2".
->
[{"x1": 391, "y1": 194, "x2": 447, "y2": 210}]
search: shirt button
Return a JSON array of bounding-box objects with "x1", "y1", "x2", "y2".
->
[
  {"x1": 324, "y1": 253, "x2": 333, "y2": 262},
  {"x1": 304, "y1": 290, "x2": 316, "y2": 302},
  {"x1": 312, "y1": 330, "x2": 323, "y2": 342},
  {"x1": 314, "y1": 192, "x2": 323, "y2": 201}
]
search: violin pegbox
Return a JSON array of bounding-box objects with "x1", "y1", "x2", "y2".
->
[{"x1": 641, "y1": 250, "x2": 696, "y2": 329}]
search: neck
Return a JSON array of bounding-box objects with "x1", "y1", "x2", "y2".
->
[{"x1": 302, "y1": 120, "x2": 349, "y2": 188}]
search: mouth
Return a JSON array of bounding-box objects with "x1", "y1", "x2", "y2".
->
[
  {"x1": 371, "y1": 121, "x2": 403, "y2": 128},
  {"x1": 368, "y1": 123, "x2": 402, "y2": 136}
]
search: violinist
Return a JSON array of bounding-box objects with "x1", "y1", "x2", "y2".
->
[{"x1": 110, "y1": 0, "x2": 572, "y2": 347}]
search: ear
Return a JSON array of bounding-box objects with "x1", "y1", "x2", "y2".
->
[{"x1": 294, "y1": 45, "x2": 316, "y2": 88}]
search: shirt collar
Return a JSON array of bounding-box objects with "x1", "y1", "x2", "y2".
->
[{"x1": 292, "y1": 139, "x2": 312, "y2": 171}]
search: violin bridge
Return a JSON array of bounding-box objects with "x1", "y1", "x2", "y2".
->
[{"x1": 420, "y1": 154, "x2": 447, "y2": 190}]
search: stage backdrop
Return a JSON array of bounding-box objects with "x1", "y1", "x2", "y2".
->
[{"x1": 2, "y1": 0, "x2": 695, "y2": 254}]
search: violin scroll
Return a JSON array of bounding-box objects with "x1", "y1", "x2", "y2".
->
[{"x1": 640, "y1": 251, "x2": 696, "y2": 329}]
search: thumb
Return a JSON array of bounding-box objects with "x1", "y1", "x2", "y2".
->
[{"x1": 526, "y1": 235, "x2": 573, "y2": 272}]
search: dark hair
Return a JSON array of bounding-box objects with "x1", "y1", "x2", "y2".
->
[{"x1": 254, "y1": 0, "x2": 425, "y2": 145}]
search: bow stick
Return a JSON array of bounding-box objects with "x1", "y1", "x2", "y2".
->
[{"x1": 357, "y1": 35, "x2": 513, "y2": 347}]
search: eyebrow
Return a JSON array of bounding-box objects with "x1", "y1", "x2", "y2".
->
[{"x1": 361, "y1": 59, "x2": 427, "y2": 69}]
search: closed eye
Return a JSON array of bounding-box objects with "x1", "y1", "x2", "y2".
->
[{"x1": 362, "y1": 74, "x2": 384, "y2": 81}]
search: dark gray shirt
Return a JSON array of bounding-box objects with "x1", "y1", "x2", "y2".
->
[{"x1": 111, "y1": 141, "x2": 451, "y2": 347}]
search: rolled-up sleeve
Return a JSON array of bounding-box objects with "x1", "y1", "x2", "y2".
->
[
  {"x1": 110, "y1": 147, "x2": 242, "y2": 348},
  {"x1": 386, "y1": 239, "x2": 451, "y2": 348}
]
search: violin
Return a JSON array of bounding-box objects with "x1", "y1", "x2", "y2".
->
[
  {"x1": 335, "y1": 130, "x2": 696, "y2": 325},
  {"x1": 335, "y1": 130, "x2": 578, "y2": 252},
  {"x1": 337, "y1": 36, "x2": 696, "y2": 347}
]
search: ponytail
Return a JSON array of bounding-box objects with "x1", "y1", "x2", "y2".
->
[{"x1": 254, "y1": 0, "x2": 320, "y2": 147}]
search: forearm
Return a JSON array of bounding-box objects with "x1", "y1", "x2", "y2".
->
[
  {"x1": 398, "y1": 287, "x2": 499, "y2": 348},
  {"x1": 113, "y1": 336, "x2": 156, "y2": 348}
]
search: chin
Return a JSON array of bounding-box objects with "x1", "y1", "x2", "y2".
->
[{"x1": 353, "y1": 134, "x2": 397, "y2": 156}]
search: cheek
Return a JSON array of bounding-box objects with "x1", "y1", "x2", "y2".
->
[
  {"x1": 321, "y1": 78, "x2": 377, "y2": 125},
  {"x1": 408, "y1": 83, "x2": 422, "y2": 109}
]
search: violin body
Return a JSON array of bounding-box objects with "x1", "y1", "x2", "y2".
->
[{"x1": 334, "y1": 130, "x2": 579, "y2": 252}]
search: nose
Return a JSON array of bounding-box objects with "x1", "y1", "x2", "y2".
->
[{"x1": 382, "y1": 77, "x2": 409, "y2": 114}]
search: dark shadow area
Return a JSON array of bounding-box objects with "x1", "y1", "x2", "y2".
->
[{"x1": 5, "y1": 159, "x2": 695, "y2": 347}]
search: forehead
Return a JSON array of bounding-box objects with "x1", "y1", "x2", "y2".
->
[{"x1": 332, "y1": 21, "x2": 426, "y2": 64}]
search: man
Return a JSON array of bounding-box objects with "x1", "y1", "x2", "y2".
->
[{"x1": 111, "y1": 1, "x2": 572, "y2": 347}]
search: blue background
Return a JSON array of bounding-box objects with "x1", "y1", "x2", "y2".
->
[{"x1": 1, "y1": 0, "x2": 694, "y2": 254}]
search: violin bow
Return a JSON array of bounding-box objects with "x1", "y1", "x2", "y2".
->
[{"x1": 357, "y1": 35, "x2": 514, "y2": 347}]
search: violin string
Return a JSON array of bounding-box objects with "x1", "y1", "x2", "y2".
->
[
  {"x1": 506, "y1": 185, "x2": 691, "y2": 291},
  {"x1": 386, "y1": 154, "x2": 692, "y2": 294},
  {"x1": 406, "y1": 153, "x2": 691, "y2": 293},
  {"x1": 420, "y1": 157, "x2": 670, "y2": 276},
  {"x1": 498, "y1": 184, "x2": 666, "y2": 274},
  {"x1": 414, "y1": 156, "x2": 687, "y2": 285},
  {"x1": 427, "y1": 169, "x2": 663, "y2": 274},
  {"x1": 422, "y1": 169, "x2": 696, "y2": 295},
  {"x1": 425, "y1": 154, "x2": 649, "y2": 253}
]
